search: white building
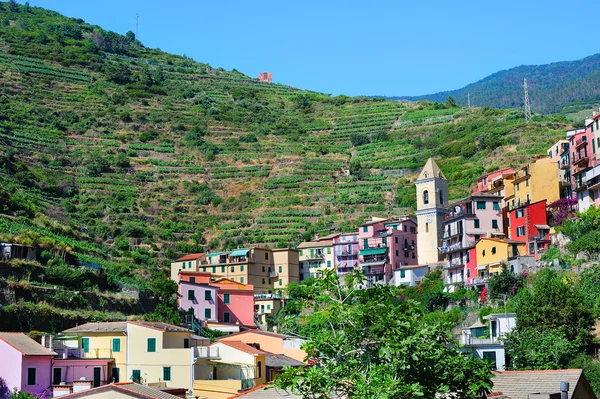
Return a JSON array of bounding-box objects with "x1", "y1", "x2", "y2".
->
[
  {"x1": 461, "y1": 313, "x2": 516, "y2": 370},
  {"x1": 393, "y1": 265, "x2": 429, "y2": 287}
]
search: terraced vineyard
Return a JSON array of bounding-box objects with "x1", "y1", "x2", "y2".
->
[{"x1": 0, "y1": 3, "x2": 572, "y2": 277}]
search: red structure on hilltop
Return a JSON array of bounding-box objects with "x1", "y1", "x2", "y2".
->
[{"x1": 259, "y1": 72, "x2": 272, "y2": 83}]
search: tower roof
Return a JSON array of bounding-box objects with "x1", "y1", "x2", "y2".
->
[{"x1": 416, "y1": 158, "x2": 446, "y2": 181}]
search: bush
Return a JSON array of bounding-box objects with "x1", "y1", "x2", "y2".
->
[{"x1": 350, "y1": 133, "x2": 370, "y2": 147}]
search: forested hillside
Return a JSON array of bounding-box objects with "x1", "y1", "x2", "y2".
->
[
  {"x1": 0, "y1": 2, "x2": 573, "y2": 326},
  {"x1": 393, "y1": 53, "x2": 600, "y2": 115}
]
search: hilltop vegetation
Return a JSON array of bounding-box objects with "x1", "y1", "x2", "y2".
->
[
  {"x1": 393, "y1": 53, "x2": 600, "y2": 115},
  {"x1": 0, "y1": 2, "x2": 574, "y2": 326}
]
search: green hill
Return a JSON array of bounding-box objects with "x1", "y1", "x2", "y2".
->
[
  {"x1": 390, "y1": 53, "x2": 600, "y2": 115},
  {"x1": 0, "y1": 2, "x2": 573, "y2": 327}
]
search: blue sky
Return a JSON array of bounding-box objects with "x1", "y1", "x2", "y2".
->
[{"x1": 28, "y1": 0, "x2": 600, "y2": 97}]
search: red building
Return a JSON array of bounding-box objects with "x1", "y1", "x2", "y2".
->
[
  {"x1": 210, "y1": 278, "x2": 255, "y2": 326},
  {"x1": 259, "y1": 72, "x2": 272, "y2": 83},
  {"x1": 465, "y1": 247, "x2": 478, "y2": 286},
  {"x1": 507, "y1": 200, "x2": 551, "y2": 260}
]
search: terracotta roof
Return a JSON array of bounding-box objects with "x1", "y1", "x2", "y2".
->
[
  {"x1": 0, "y1": 332, "x2": 56, "y2": 356},
  {"x1": 228, "y1": 385, "x2": 340, "y2": 398},
  {"x1": 296, "y1": 241, "x2": 333, "y2": 249},
  {"x1": 491, "y1": 369, "x2": 585, "y2": 399},
  {"x1": 62, "y1": 321, "x2": 191, "y2": 334},
  {"x1": 176, "y1": 253, "x2": 205, "y2": 261},
  {"x1": 216, "y1": 340, "x2": 269, "y2": 355},
  {"x1": 219, "y1": 330, "x2": 292, "y2": 341},
  {"x1": 477, "y1": 237, "x2": 525, "y2": 245},
  {"x1": 57, "y1": 382, "x2": 183, "y2": 399}
]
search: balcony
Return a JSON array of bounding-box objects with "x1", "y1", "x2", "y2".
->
[
  {"x1": 439, "y1": 238, "x2": 476, "y2": 254},
  {"x1": 444, "y1": 259, "x2": 465, "y2": 270},
  {"x1": 560, "y1": 177, "x2": 571, "y2": 186},
  {"x1": 364, "y1": 268, "x2": 385, "y2": 275},
  {"x1": 462, "y1": 336, "x2": 502, "y2": 346},
  {"x1": 54, "y1": 348, "x2": 114, "y2": 359},
  {"x1": 573, "y1": 152, "x2": 589, "y2": 167},
  {"x1": 268, "y1": 270, "x2": 278, "y2": 278},
  {"x1": 304, "y1": 252, "x2": 324, "y2": 260},
  {"x1": 443, "y1": 228, "x2": 464, "y2": 239},
  {"x1": 466, "y1": 277, "x2": 489, "y2": 286},
  {"x1": 254, "y1": 293, "x2": 283, "y2": 299},
  {"x1": 559, "y1": 159, "x2": 571, "y2": 170},
  {"x1": 374, "y1": 229, "x2": 392, "y2": 238},
  {"x1": 575, "y1": 138, "x2": 587, "y2": 148},
  {"x1": 335, "y1": 261, "x2": 358, "y2": 270},
  {"x1": 336, "y1": 248, "x2": 359, "y2": 257},
  {"x1": 194, "y1": 346, "x2": 220, "y2": 359},
  {"x1": 573, "y1": 180, "x2": 589, "y2": 192}
]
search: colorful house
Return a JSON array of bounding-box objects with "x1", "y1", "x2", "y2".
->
[
  {"x1": 170, "y1": 253, "x2": 207, "y2": 282},
  {"x1": 175, "y1": 248, "x2": 299, "y2": 295},
  {"x1": 471, "y1": 168, "x2": 516, "y2": 199},
  {"x1": 253, "y1": 295, "x2": 283, "y2": 324},
  {"x1": 547, "y1": 139, "x2": 569, "y2": 164},
  {"x1": 194, "y1": 341, "x2": 267, "y2": 399},
  {"x1": 52, "y1": 382, "x2": 185, "y2": 399},
  {"x1": 474, "y1": 238, "x2": 526, "y2": 282},
  {"x1": 440, "y1": 194, "x2": 504, "y2": 287},
  {"x1": 61, "y1": 322, "x2": 205, "y2": 395},
  {"x1": 332, "y1": 232, "x2": 360, "y2": 277},
  {"x1": 218, "y1": 330, "x2": 306, "y2": 363},
  {"x1": 507, "y1": 199, "x2": 551, "y2": 260},
  {"x1": 505, "y1": 157, "x2": 560, "y2": 212},
  {"x1": 461, "y1": 313, "x2": 516, "y2": 370},
  {"x1": 178, "y1": 281, "x2": 220, "y2": 323},
  {"x1": 392, "y1": 264, "x2": 429, "y2": 287},
  {"x1": 297, "y1": 239, "x2": 335, "y2": 280},
  {"x1": 210, "y1": 278, "x2": 255, "y2": 326},
  {"x1": 0, "y1": 332, "x2": 56, "y2": 396},
  {"x1": 571, "y1": 128, "x2": 596, "y2": 211}
]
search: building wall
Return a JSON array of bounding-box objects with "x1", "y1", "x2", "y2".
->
[
  {"x1": 77, "y1": 333, "x2": 127, "y2": 372},
  {"x1": 178, "y1": 282, "x2": 219, "y2": 322},
  {"x1": 0, "y1": 340, "x2": 23, "y2": 393},
  {"x1": 170, "y1": 256, "x2": 205, "y2": 282},
  {"x1": 547, "y1": 140, "x2": 569, "y2": 163},
  {"x1": 220, "y1": 333, "x2": 306, "y2": 363},
  {"x1": 475, "y1": 239, "x2": 525, "y2": 277},
  {"x1": 468, "y1": 346, "x2": 507, "y2": 370},
  {"x1": 333, "y1": 236, "x2": 359, "y2": 275},
  {"x1": 126, "y1": 324, "x2": 193, "y2": 391},
  {"x1": 466, "y1": 247, "x2": 477, "y2": 285},
  {"x1": 52, "y1": 359, "x2": 113, "y2": 385},
  {"x1": 217, "y1": 289, "x2": 254, "y2": 326},
  {"x1": 298, "y1": 244, "x2": 332, "y2": 280},
  {"x1": 507, "y1": 200, "x2": 549, "y2": 259},
  {"x1": 273, "y1": 249, "x2": 299, "y2": 290},
  {"x1": 393, "y1": 266, "x2": 428, "y2": 286},
  {"x1": 20, "y1": 356, "x2": 53, "y2": 395}
]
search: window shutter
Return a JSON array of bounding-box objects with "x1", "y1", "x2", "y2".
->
[{"x1": 147, "y1": 338, "x2": 156, "y2": 352}]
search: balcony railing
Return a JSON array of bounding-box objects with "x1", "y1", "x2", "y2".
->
[
  {"x1": 364, "y1": 268, "x2": 385, "y2": 275},
  {"x1": 560, "y1": 159, "x2": 571, "y2": 170},
  {"x1": 268, "y1": 271, "x2": 278, "y2": 278},
  {"x1": 337, "y1": 248, "x2": 359, "y2": 256},
  {"x1": 335, "y1": 261, "x2": 358, "y2": 269},
  {"x1": 462, "y1": 336, "x2": 501, "y2": 346},
  {"x1": 444, "y1": 260, "x2": 465, "y2": 270},
  {"x1": 573, "y1": 152, "x2": 589, "y2": 166},
  {"x1": 466, "y1": 277, "x2": 489, "y2": 285},
  {"x1": 254, "y1": 293, "x2": 283, "y2": 299},
  {"x1": 443, "y1": 229, "x2": 464, "y2": 239},
  {"x1": 54, "y1": 348, "x2": 85, "y2": 359},
  {"x1": 439, "y1": 238, "x2": 476, "y2": 254},
  {"x1": 304, "y1": 253, "x2": 324, "y2": 260},
  {"x1": 575, "y1": 138, "x2": 587, "y2": 148},
  {"x1": 374, "y1": 230, "x2": 392, "y2": 237},
  {"x1": 194, "y1": 346, "x2": 220, "y2": 359}
]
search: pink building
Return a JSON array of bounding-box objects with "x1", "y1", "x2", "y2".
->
[
  {"x1": 210, "y1": 278, "x2": 255, "y2": 327},
  {"x1": 547, "y1": 139, "x2": 569, "y2": 164},
  {"x1": 440, "y1": 194, "x2": 504, "y2": 287},
  {"x1": 0, "y1": 332, "x2": 56, "y2": 397},
  {"x1": 570, "y1": 129, "x2": 595, "y2": 209},
  {"x1": 358, "y1": 216, "x2": 417, "y2": 287},
  {"x1": 178, "y1": 281, "x2": 219, "y2": 323},
  {"x1": 258, "y1": 72, "x2": 272, "y2": 83},
  {"x1": 471, "y1": 168, "x2": 516, "y2": 197},
  {"x1": 52, "y1": 357, "x2": 114, "y2": 387}
]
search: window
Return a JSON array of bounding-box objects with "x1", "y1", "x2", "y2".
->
[
  {"x1": 395, "y1": 237, "x2": 398, "y2": 244},
  {"x1": 224, "y1": 312, "x2": 230, "y2": 323},
  {"x1": 258, "y1": 361, "x2": 263, "y2": 378},
  {"x1": 190, "y1": 277, "x2": 196, "y2": 284},
  {"x1": 363, "y1": 226, "x2": 368, "y2": 233},
  {"x1": 240, "y1": 277, "x2": 244, "y2": 283},
  {"x1": 516, "y1": 183, "x2": 520, "y2": 192},
  {"x1": 184, "y1": 339, "x2": 189, "y2": 348},
  {"x1": 230, "y1": 266, "x2": 235, "y2": 272},
  {"x1": 516, "y1": 209, "x2": 523, "y2": 218},
  {"x1": 262, "y1": 278, "x2": 265, "y2": 284},
  {"x1": 205, "y1": 290, "x2": 212, "y2": 301},
  {"x1": 363, "y1": 238, "x2": 369, "y2": 249},
  {"x1": 202, "y1": 267, "x2": 206, "y2": 272},
  {"x1": 423, "y1": 190, "x2": 429, "y2": 204},
  {"x1": 267, "y1": 304, "x2": 271, "y2": 310},
  {"x1": 395, "y1": 250, "x2": 399, "y2": 256},
  {"x1": 491, "y1": 246, "x2": 496, "y2": 254},
  {"x1": 265, "y1": 252, "x2": 269, "y2": 260},
  {"x1": 82, "y1": 337, "x2": 89, "y2": 353},
  {"x1": 188, "y1": 290, "x2": 195, "y2": 300},
  {"x1": 262, "y1": 266, "x2": 265, "y2": 272},
  {"x1": 517, "y1": 226, "x2": 525, "y2": 237},
  {"x1": 205, "y1": 308, "x2": 212, "y2": 319},
  {"x1": 132, "y1": 370, "x2": 141, "y2": 383},
  {"x1": 476, "y1": 201, "x2": 486, "y2": 210},
  {"x1": 147, "y1": 338, "x2": 156, "y2": 353},
  {"x1": 474, "y1": 235, "x2": 481, "y2": 241},
  {"x1": 482, "y1": 352, "x2": 497, "y2": 370},
  {"x1": 426, "y1": 223, "x2": 429, "y2": 233},
  {"x1": 241, "y1": 265, "x2": 244, "y2": 272},
  {"x1": 27, "y1": 368, "x2": 36, "y2": 386},
  {"x1": 439, "y1": 190, "x2": 444, "y2": 204},
  {"x1": 299, "y1": 250, "x2": 303, "y2": 256},
  {"x1": 224, "y1": 293, "x2": 230, "y2": 304},
  {"x1": 278, "y1": 266, "x2": 282, "y2": 273},
  {"x1": 279, "y1": 278, "x2": 283, "y2": 286},
  {"x1": 492, "y1": 220, "x2": 498, "y2": 229},
  {"x1": 474, "y1": 219, "x2": 480, "y2": 229},
  {"x1": 482, "y1": 249, "x2": 486, "y2": 257},
  {"x1": 400, "y1": 270, "x2": 405, "y2": 278},
  {"x1": 525, "y1": 179, "x2": 529, "y2": 187},
  {"x1": 493, "y1": 202, "x2": 500, "y2": 211},
  {"x1": 221, "y1": 266, "x2": 225, "y2": 273},
  {"x1": 404, "y1": 251, "x2": 409, "y2": 257},
  {"x1": 327, "y1": 260, "x2": 331, "y2": 267},
  {"x1": 163, "y1": 367, "x2": 171, "y2": 381},
  {"x1": 212, "y1": 266, "x2": 216, "y2": 273},
  {"x1": 112, "y1": 338, "x2": 121, "y2": 353},
  {"x1": 327, "y1": 247, "x2": 331, "y2": 254}
]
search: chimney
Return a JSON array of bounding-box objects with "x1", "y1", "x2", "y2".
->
[
  {"x1": 273, "y1": 325, "x2": 278, "y2": 334},
  {"x1": 41, "y1": 335, "x2": 46, "y2": 347},
  {"x1": 560, "y1": 382, "x2": 569, "y2": 399}
]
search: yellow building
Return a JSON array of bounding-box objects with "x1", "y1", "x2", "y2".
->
[
  {"x1": 171, "y1": 248, "x2": 299, "y2": 295},
  {"x1": 194, "y1": 341, "x2": 267, "y2": 399},
  {"x1": 62, "y1": 321, "x2": 208, "y2": 394},
  {"x1": 506, "y1": 157, "x2": 560, "y2": 210},
  {"x1": 475, "y1": 238, "x2": 526, "y2": 278},
  {"x1": 170, "y1": 253, "x2": 207, "y2": 281}
]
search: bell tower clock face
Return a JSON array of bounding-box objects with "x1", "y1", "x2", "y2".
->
[{"x1": 426, "y1": 215, "x2": 433, "y2": 223}]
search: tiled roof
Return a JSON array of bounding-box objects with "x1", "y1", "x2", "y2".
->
[
  {"x1": 296, "y1": 241, "x2": 332, "y2": 249},
  {"x1": 0, "y1": 332, "x2": 56, "y2": 356},
  {"x1": 57, "y1": 382, "x2": 183, "y2": 399},
  {"x1": 417, "y1": 157, "x2": 446, "y2": 181},
  {"x1": 228, "y1": 385, "x2": 339, "y2": 398},
  {"x1": 62, "y1": 321, "x2": 191, "y2": 334},
  {"x1": 176, "y1": 253, "x2": 205, "y2": 261},
  {"x1": 219, "y1": 330, "x2": 291, "y2": 340},
  {"x1": 265, "y1": 354, "x2": 304, "y2": 368},
  {"x1": 216, "y1": 340, "x2": 269, "y2": 355},
  {"x1": 491, "y1": 369, "x2": 583, "y2": 399}
]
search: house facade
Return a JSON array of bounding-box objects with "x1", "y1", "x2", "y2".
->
[
  {"x1": 332, "y1": 233, "x2": 360, "y2": 277},
  {"x1": 178, "y1": 281, "x2": 219, "y2": 323},
  {"x1": 393, "y1": 264, "x2": 429, "y2": 287},
  {"x1": 507, "y1": 199, "x2": 551, "y2": 260},
  {"x1": 474, "y1": 238, "x2": 525, "y2": 282},
  {"x1": 170, "y1": 253, "x2": 207, "y2": 282},
  {"x1": 461, "y1": 313, "x2": 516, "y2": 370},
  {"x1": 211, "y1": 278, "x2": 255, "y2": 326},
  {"x1": 297, "y1": 240, "x2": 335, "y2": 281},
  {"x1": 0, "y1": 332, "x2": 56, "y2": 396},
  {"x1": 218, "y1": 330, "x2": 306, "y2": 363}
]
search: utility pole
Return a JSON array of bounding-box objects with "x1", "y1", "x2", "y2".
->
[
  {"x1": 467, "y1": 93, "x2": 471, "y2": 108},
  {"x1": 523, "y1": 78, "x2": 532, "y2": 123}
]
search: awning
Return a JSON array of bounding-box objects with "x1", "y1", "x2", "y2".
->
[
  {"x1": 360, "y1": 248, "x2": 387, "y2": 256},
  {"x1": 360, "y1": 260, "x2": 387, "y2": 267},
  {"x1": 476, "y1": 265, "x2": 488, "y2": 270},
  {"x1": 534, "y1": 224, "x2": 551, "y2": 230},
  {"x1": 230, "y1": 249, "x2": 250, "y2": 257}
]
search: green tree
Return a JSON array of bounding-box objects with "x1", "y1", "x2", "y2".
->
[
  {"x1": 487, "y1": 264, "x2": 522, "y2": 300},
  {"x1": 274, "y1": 270, "x2": 493, "y2": 398},
  {"x1": 559, "y1": 206, "x2": 600, "y2": 260},
  {"x1": 505, "y1": 329, "x2": 579, "y2": 370},
  {"x1": 446, "y1": 96, "x2": 457, "y2": 108},
  {"x1": 350, "y1": 133, "x2": 370, "y2": 147}
]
